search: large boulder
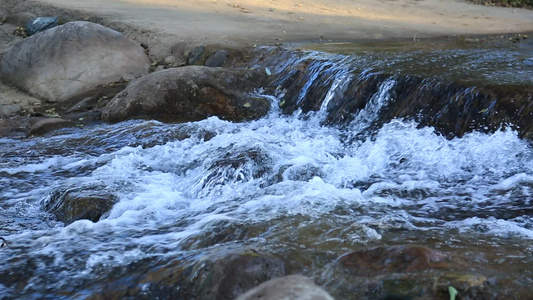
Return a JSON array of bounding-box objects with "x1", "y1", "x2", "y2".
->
[
  {"x1": 101, "y1": 66, "x2": 270, "y2": 123},
  {"x1": 0, "y1": 21, "x2": 150, "y2": 103}
]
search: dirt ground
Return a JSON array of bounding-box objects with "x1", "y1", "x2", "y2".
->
[{"x1": 31, "y1": 0, "x2": 533, "y2": 45}]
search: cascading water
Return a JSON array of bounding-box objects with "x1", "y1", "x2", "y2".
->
[{"x1": 1, "y1": 41, "x2": 532, "y2": 299}]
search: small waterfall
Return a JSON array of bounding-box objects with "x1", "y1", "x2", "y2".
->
[
  {"x1": 347, "y1": 77, "x2": 396, "y2": 136},
  {"x1": 255, "y1": 47, "x2": 532, "y2": 140}
]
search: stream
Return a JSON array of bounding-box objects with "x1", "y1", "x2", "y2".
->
[{"x1": 1, "y1": 37, "x2": 532, "y2": 299}]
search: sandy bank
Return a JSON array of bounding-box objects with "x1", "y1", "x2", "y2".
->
[{"x1": 18, "y1": 0, "x2": 533, "y2": 45}]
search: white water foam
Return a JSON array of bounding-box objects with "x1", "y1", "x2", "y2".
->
[
  {"x1": 447, "y1": 216, "x2": 533, "y2": 239},
  {"x1": 1, "y1": 112, "x2": 532, "y2": 297},
  {"x1": 34, "y1": 116, "x2": 528, "y2": 243}
]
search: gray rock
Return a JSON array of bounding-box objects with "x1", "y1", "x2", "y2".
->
[
  {"x1": 188, "y1": 45, "x2": 205, "y2": 65},
  {"x1": 102, "y1": 66, "x2": 270, "y2": 123},
  {"x1": 205, "y1": 49, "x2": 228, "y2": 68},
  {"x1": 43, "y1": 185, "x2": 118, "y2": 224},
  {"x1": 25, "y1": 16, "x2": 58, "y2": 36},
  {"x1": 163, "y1": 55, "x2": 176, "y2": 66},
  {"x1": 236, "y1": 275, "x2": 334, "y2": 300},
  {"x1": 168, "y1": 41, "x2": 188, "y2": 66},
  {"x1": 170, "y1": 41, "x2": 187, "y2": 56},
  {"x1": 0, "y1": 21, "x2": 150, "y2": 103}
]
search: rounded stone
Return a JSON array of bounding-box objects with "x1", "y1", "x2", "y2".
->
[{"x1": 0, "y1": 21, "x2": 150, "y2": 103}]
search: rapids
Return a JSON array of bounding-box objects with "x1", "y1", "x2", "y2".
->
[{"x1": 1, "y1": 41, "x2": 532, "y2": 299}]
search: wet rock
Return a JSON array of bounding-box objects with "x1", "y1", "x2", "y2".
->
[
  {"x1": 377, "y1": 278, "x2": 424, "y2": 299},
  {"x1": 181, "y1": 219, "x2": 256, "y2": 251},
  {"x1": 101, "y1": 66, "x2": 270, "y2": 123},
  {"x1": 205, "y1": 49, "x2": 228, "y2": 67},
  {"x1": 236, "y1": 275, "x2": 334, "y2": 300},
  {"x1": 434, "y1": 273, "x2": 488, "y2": 299},
  {"x1": 89, "y1": 250, "x2": 286, "y2": 299},
  {"x1": 336, "y1": 245, "x2": 458, "y2": 276},
  {"x1": 191, "y1": 251, "x2": 286, "y2": 300},
  {"x1": 28, "y1": 117, "x2": 74, "y2": 136},
  {"x1": 188, "y1": 44, "x2": 205, "y2": 65},
  {"x1": 193, "y1": 146, "x2": 273, "y2": 197},
  {"x1": 374, "y1": 79, "x2": 533, "y2": 140},
  {"x1": 0, "y1": 256, "x2": 37, "y2": 293},
  {"x1": 43, "y1": 185, "x2": 118, "y2": 224},
  {"x1": 321, "y1": 245, "x2": 470, "y2": 299},
  {"x1": 83, "y1": 257, "x2": 186, "y2": 300},
  {"x1": 0, "y1": 116, "x2": 76, "y2": 138},
  {"x1": 0, "y1": 117, "x2": 29, "y2": 138},
  {"x1": 116, "y1": 250, "x2": 287, "y2": 299},
  {"x1": 131, "y1": 259, "x2": 192, "y2": 298},
  {"x1": 0, "y1": 21, "x2": 150, "y2": 103}
]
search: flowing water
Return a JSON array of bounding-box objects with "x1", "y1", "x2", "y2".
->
[
  {"x1": 1, "y1": 40, "x2": 532, "y2": 299},
  {"x1": 299, "y1": 36, "x2": 533, "y2": 86}
]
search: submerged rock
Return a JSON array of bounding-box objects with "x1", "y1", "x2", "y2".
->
[
  {"x1": 236, "y1": 275, "x2": 334, "y2": 300},
  {"x1": 43, "y1": 186, "x2": 118, "y2": 224},
  {"x1": 0, "y1": 116, "x2": 77, "y2": 138},
  {"x1": 101, "y1": 66, "x2": 270, "y2": 123},
  {"x1": 320, "y1": 245, "x2": 528, "y2": 299},
  {"x1": 335, "y1": 245, "x2": 458, "y2": 276},
  {"x1": 0, "y1": 21, "x2": 150, "y2": 103},
  {"x1": 0, "y1": 118, "x2": 29, "y2": 138},
  {"x1": 191, "y1": 251, "x2": 286, "y2": 300},
  {"x1": 90, "y1": 250, "x2": 287, "y2": 299},
  {"x1": 28, "y1": 117, "x2": 74, "y2": 136},
  {"x1": 320, "y1": 245, "x2": 472, "y2": 299}
]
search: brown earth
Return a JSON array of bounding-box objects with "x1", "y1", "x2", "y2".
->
[{"x1": 24, "y1": 0, "x2": 533, "y2": 45}]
